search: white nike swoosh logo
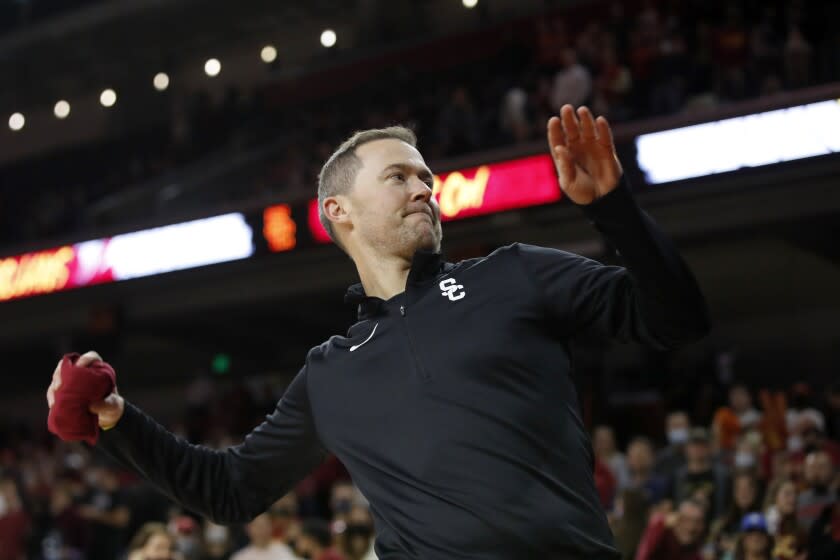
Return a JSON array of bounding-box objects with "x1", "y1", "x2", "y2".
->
[{"x1": 349, "y1": 323, "x2": 378, "y2": 352}]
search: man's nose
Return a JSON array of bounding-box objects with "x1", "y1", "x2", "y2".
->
[{"x1": 409, "y1": 178, "x2": 432, "y2": 203}]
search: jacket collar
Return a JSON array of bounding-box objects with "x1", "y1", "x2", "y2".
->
[{"x1": 344, "y1": 250, "x2": 444, "y2": 319}]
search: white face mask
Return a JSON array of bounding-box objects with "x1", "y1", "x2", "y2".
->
[
  {"x1": 205, "y1": 524, "x2": 229, "y2": 544},
  {"x1": 734, "y1": 451, "x2": 756, "y2": 469},
  {"x1": 668, "y1": 428, "x2": 689, "y2": 445}
]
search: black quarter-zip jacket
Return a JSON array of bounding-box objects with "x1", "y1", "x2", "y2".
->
[{"x1": 98, "y1": 179, "x2": 710, "y2": 559}]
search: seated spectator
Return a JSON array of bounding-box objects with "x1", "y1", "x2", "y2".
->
[
  {"x1": 231, "y1": 513, "x2": 296, "y2": 560},
  {"x1": 202, "y1": 521, "x2": 234, "y2": 560},
  {"x1": 709, "y1": 470, "x2": 764, "y2": 558},
  {"x1": 808, "y1": 496, "x2": 840, "y2": 560},
  {"x1": 797, "y1": 450, "x2": 837, "y2": 530},
  {"x1": 730, "y1": 512, "x2": 772, "y2": 560},
  {"x1": 667, "y1": 427, "x2": 730, "y2": 520},
  {"x1": 763, "y1": 478, "x2": 807, "y2": 560},
  {"x1": 296, "y1": 518, "x2": 345, "y2": 560},
  {"x1": 611, "y1": 488, "x2": 652, "y2": 560},
  {"x1": 621, "y1": 436, "x2": 667, "y2": 505},
  {"x1": 655, "y1": 411, "x2": 690, "y2": 476},
  {"x1": 635, "y1": 498, "x2": 706, "y2": 560},
  {"x1": 268, "y1": 493, "x2": 301, "y2": 546},
  {"x1": 127, "y1": 522, "x2": 180, "y2": 560},
  {"x1": 595, "y1": 425, "x2": 630, "y2": 490},
  {"x1": 729, "y1": 384, "x2": 762, "y2": 431}
]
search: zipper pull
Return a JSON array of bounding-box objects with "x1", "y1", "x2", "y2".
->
[{"x1": 399, "y1": 305, "x2": 405, "y2": 316}]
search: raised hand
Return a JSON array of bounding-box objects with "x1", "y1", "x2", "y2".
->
[
  {"x1": 547, "y1": 104, "x2": 623, "y2": 205},
  {"x1": 46, "y1": 350, "x2": 125, "y2": 430}
]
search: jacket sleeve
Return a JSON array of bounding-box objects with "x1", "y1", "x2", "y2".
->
[
  {"x1": 516, "y1": 177, "x2": 710, "y2": 349},
  {"x1": 96, "y1": 367, "x2": 326, "y2": 524}
]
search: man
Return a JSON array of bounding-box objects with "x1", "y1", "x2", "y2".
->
[
  {"x1": 667, "y1": 428, "x2": 729, "y2": 520},
  {"x1": 231, "y1": 513, "x2": 296, "y2": 560},
  {"x1": 634, "y1": 498, "x2": 707, "y2": 560},
  {"x1": 621, "y1": 436, "x2": 667, "y2": 505},
  {"x1": 655, "y1": 411, "x2": 691, "y2": 476},
  {"x1": 797, "y1": 450, "x2": 836, "y2": 529},
  {"x1": 46, "y1": 105, "x2": 709, "y2": 558}
]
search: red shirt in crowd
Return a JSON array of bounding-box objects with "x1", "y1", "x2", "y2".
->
[{"x1": 635, "y1": 512, "x2": 701, "y2": 560}]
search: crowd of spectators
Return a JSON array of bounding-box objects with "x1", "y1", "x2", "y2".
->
[
  {"x1": 1, "y1": 370, "x2": 838, "y2": 560},
  {"x1": 2, "y1": 0, "x2": 840, "y2": 250}
]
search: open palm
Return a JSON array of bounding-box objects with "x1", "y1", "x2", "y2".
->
[{"x1": 547, "y1": 105, "x2": 623, "y2": 205}]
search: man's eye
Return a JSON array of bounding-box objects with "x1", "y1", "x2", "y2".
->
[{"x1": 391, "y1": 173, "x2": 405, "y2": 182}]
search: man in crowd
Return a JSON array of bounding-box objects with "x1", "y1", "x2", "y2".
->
[
  {"x1": 797, "y1": 450, "x2": 837, "y2": 529},
  {"x1": 231, "y1": 513, "x2": 296, "y2": 560}
]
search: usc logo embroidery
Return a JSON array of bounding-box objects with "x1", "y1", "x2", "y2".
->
[{"x1": 439, "y1": 278, "x2": 466, "y2": 301}]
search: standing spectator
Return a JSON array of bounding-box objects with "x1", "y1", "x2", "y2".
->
[
  {"x1": 808, "y1": 497, "x2": 840, "y2": 560},
  {"x1": 763, "y1": 478, "x2": 807, "y2": 560},
  {"x1": 593, "y1": 44, "x2": 632, "y2": 120},
  {"x1": 550, "y1": 48, "x2": 592, "y2": 111},
  {"x1": 231, "y1": 514, "x2": 296, "y2": 560},
  {"x1": 499, "y1": 85, "x2": 533, "y2": 144},
  {"x1": 127, "y1": 522, "x2": 180, "y2": 560},
  {"x1": 78, "y1": 465, "x2": 131, "y2": 560},
  {"x1": 296, "y1": 519, "x2": 345, "y2": 560},
  {"x1": 668, "y1": 428, "x2": 730, "y2": 520},
  {"x1": 622, "y1": 436, "x2": 667, "y2": 505},
  {"x1": 709, "y1": 470, "x2": 764, "y2": 558},
  {"x1": 0, "y1": 478, "x2": 29, "y2": 560},
  {"x1": 635, "y1": 498, "x2": 706, "y2": 560},
  {"x1": 656, "y1": 411, "x2": 690, "y2": 476},
  {"x1": 731, "y1": 512, "x2": 772, "y2": 560},
  {"x1": 594, "y1": 425, "x2": 630, "y2": 490},
  {"x1": 729, "y1": 384, "x2": 763, "y2": 431},
  {"x1": 797, "y1": 451, "x2": 837, "y2": 530}
]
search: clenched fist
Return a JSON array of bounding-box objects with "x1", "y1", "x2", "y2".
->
[{"x1": 46, "y1": 351, "x2": 125, "y2": 430}]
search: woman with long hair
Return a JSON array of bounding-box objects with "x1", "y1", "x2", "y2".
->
[
  {"x1": 763, "y1": 478, "x2": 807, "y2": 560},
  {"x1": 127, "y1": 522, "x2": 181, "y2": 560},
  {"x1": 709, "y1": 469, "x2": 764, "y2": 557}
]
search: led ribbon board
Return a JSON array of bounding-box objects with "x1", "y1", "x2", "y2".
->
[
  {"x1": 308, "y1": 153, "x2": 562, "y2": 243},
  {"x1": 636, "y1": 99, "x2": 840, "y2": 184},
  {"x1": 0, "y1": 213, "x2": 254, "y2": 302}
]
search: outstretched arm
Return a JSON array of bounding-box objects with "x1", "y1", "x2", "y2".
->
[
  {"x1": 47, "y1": 353, "x2": 326, "y2": 524},
  {"x1": 517, "y1": 105, "x2": 710, "y2": 348}
]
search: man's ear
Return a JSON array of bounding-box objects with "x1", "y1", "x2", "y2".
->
[{"x1": 323, "y1": 195, "x2": 351, "y2": 227}]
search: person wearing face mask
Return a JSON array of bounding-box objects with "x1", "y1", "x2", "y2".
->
[
  {"x1": 127, "y1": 522, "x2": 181, "y2": 560},
  {"x1": 655, "y1": 411, "x2": 690, "y2": 477},
  {"x1": 796, "y1": 450, "x2": 836, "y2": 530},
  {"x1": 202, "y1": 521, "x2": 234, "y2": 560},
  {"x1": 708, "y1": 470, "x2": 764, "y2": 558},
  {"x1": 295, "y1": 519, "x2": 345, "y2": 560}
]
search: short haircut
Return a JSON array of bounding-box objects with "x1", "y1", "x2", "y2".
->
[{"x1": 317, "y1": 126, "x2": 417, "y2": 249}]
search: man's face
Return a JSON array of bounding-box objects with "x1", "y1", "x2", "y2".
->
[
  {"x1": 729, "y1": 386, "x2": 751, "y2": 412},
  {"x1": 627, "y1": 441, "x2": 653, "y2": 472},
  {"x1": 804, "y1": 452, "x2": 834, "y2": 487},
  {"x1": 342, "y1": 139, "x2": 442, "y2": 259}
]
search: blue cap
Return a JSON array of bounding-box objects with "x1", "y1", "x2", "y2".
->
[{"x1": 740, "y1": 512, "x2": 768, "y2": 533}]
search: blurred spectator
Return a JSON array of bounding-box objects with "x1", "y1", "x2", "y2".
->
[
  {"x1": 763, "y1": 478, "x2": 807, "y2": 559},
  {"x1": 592, "y1": 44, "x2": 632, "y2": 120},
  {"x1": 635, "y1": 498, "x2": 706, "y2": 560},
  {"x1": 296, "y1": 518, "x2": 345, "y2": 560},
  {"x1": 667, "y1": 427, "x2": 729, "y2": 520},
  {"x1": 168, "y1": 515, "x2": 203, "y2": 560},
  {"x1": 499, "y1": 85, "x2": 533, "y2": 144},
  {"x1": 655, "y1": 411, "x2": 690, "y2": 476},
  {"x1": 611, "y1": 488, "x2": 652, "y2": 560},
  {"x1": 731, "y1": 512, "x2": 772, "y2": 560},
  {"x1": 337, "y1": 506, "x2": 376, "y2": 560},
  {"x1": 550, "y1": 48, "x2": 592, "y2": 111},
  {"x1": 808, "y1": 498, "x2": 840, "y2": 560},
  {"x1": 437, "y1": 87, "x2": 479, "y2": 157},
  {"x1": 202, "y1": 521, "x2": 234, "y2": 560},
  {"x1": 231, "y1": 513, "x2": 296, "y2": 560},
  {"x1": 78, "y1": 464, "x2": 131, "y2": 560},
  {"x1": 127, "y1": 522, "x2": 180, "y2": 560},
  {"x1": 268, "y1": 493, "x2": 301, "y2": 546},
  {"x1": 783, "y1": 26, "x2": 813, "y2": 89},
  {"x1": 0, "y1": 477, "x2": 29, "y2": 560},
  {"x1": 729, "y1": 384, "x2": 763, "y2": 431},
  {"x1": 594, "y1": 425, "x2": 630, "y2": 490},
  {"x1": 621, "y1": 436, "x2": 667, "y2": 505},
  {"x1": 796, "y1": 450, "x2": 837, "y2": 530},
  {"x1": 709, "y1": 470, "x2": 764, "y2": 558}
]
